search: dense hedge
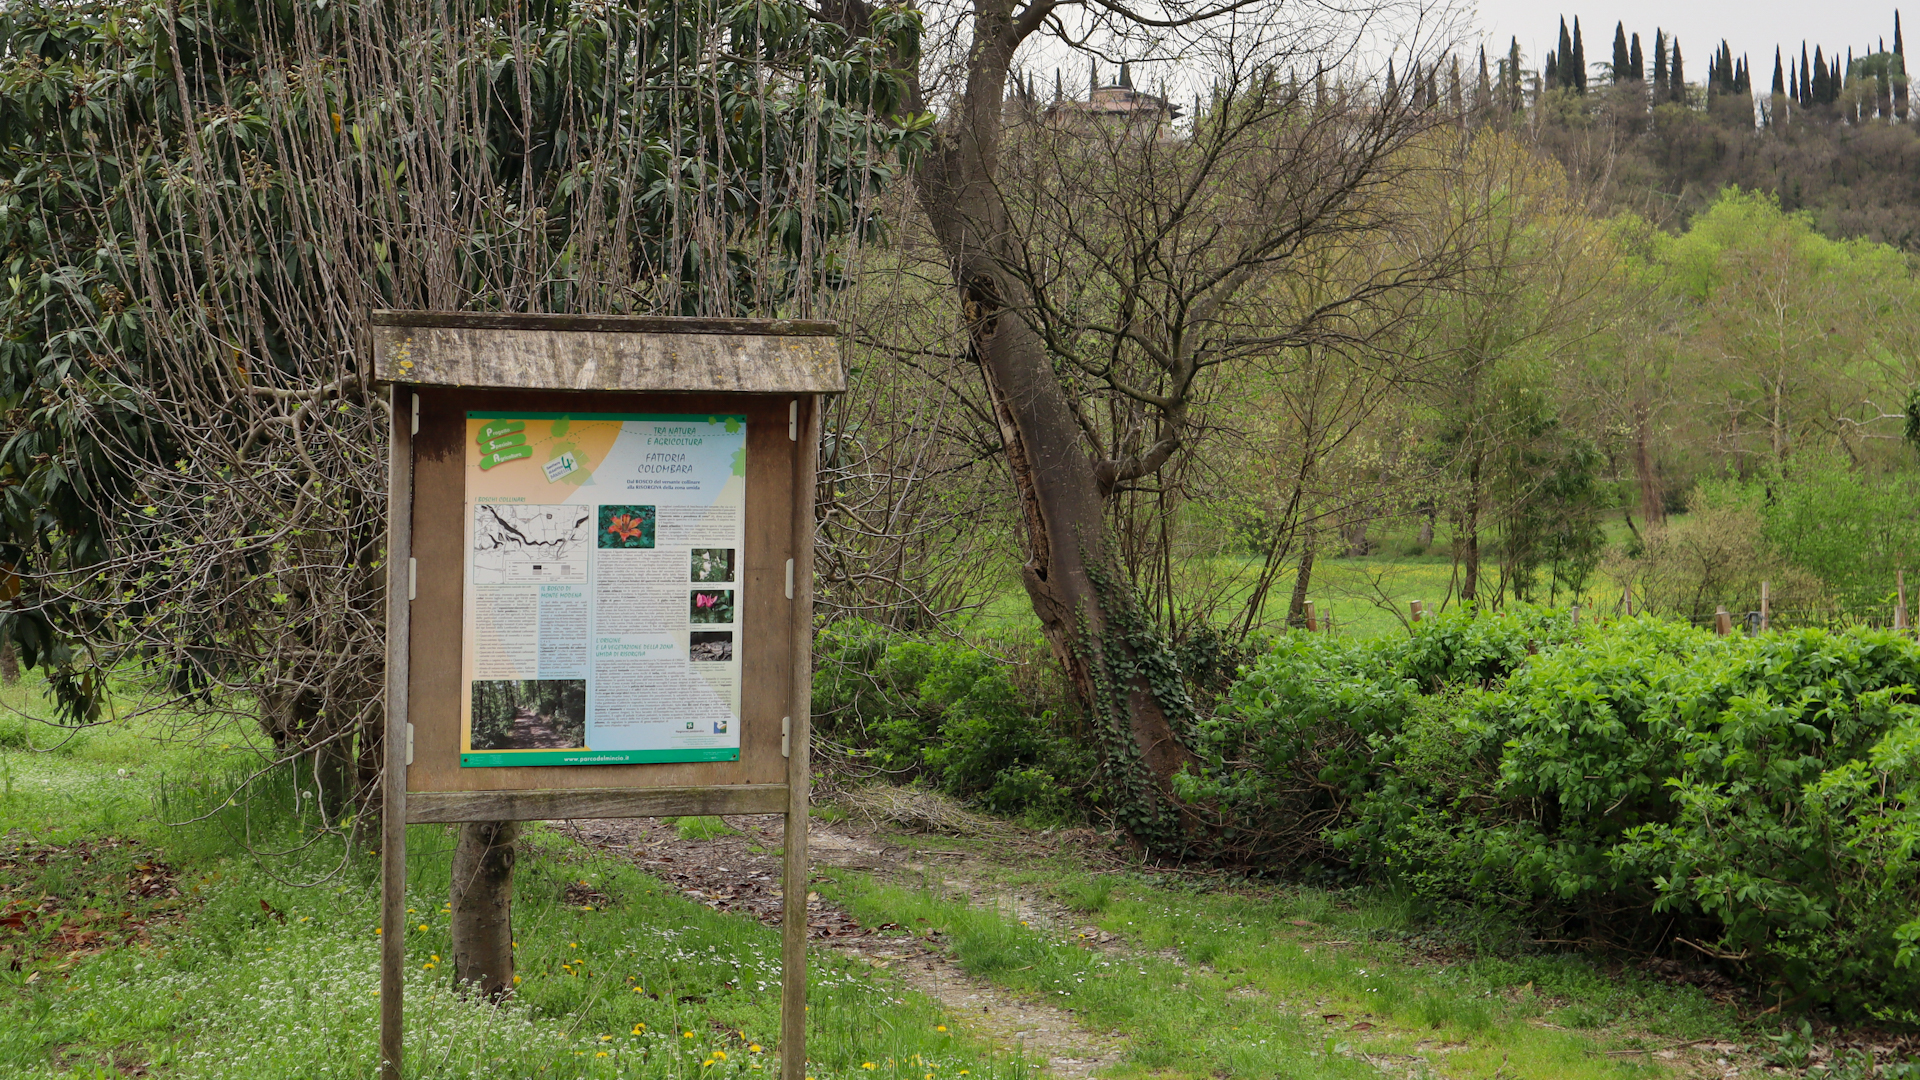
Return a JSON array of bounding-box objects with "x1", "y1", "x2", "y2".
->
[
  {"x1": 811, "y1": 620, "x2": 1092, "y2": 818},
  {"x1": 1184, "y1": 610, "x2": 1920, "y2": 1018}
]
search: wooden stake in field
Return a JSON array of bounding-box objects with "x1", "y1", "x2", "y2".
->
[
  {"x1": 1409, "y1": 599, "x2": 1424, "y2": 624},
  {"x1": 1898, "y1": 570, "x2": 1909, "y2": 632},
  {"x1": 1715, "y1": 606, "x2": 1732, "y2": 636},
  {"x1": 1760, "y1": 581, "x2": 1770, "y2": 632},
  {"x1": 1304, "y1": 601, "x2": 1318, "y2": 632},
  {"x1": 1623, "y1": 587, "x2": 1634, "y2": 617}
]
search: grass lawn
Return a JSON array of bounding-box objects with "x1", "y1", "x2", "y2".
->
[
  {"x1": 964, "y1": 512, "x2": 1658, "y2": 642},
  {"x1": 0, "y1": 686, "x2": 1027, "y2": 1080},
  {"x1": 816, "y1": 834, "x2": 1763, "y2": 1080}
]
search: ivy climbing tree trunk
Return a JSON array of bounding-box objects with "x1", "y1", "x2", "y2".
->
[
  {"x1": 825, "y1": 0, "x2": 1449, "y2": 852},
  {"x1": 887, "y1": 0, "x2": 1199, "y2": 847}
]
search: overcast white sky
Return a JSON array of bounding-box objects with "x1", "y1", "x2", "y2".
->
[{"x1": 1469, "y1": 0, "x2": 1905, "y2": 78}]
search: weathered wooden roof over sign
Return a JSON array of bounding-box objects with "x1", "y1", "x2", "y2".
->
[{"x1": 370, "y1": 310, "x2": 843, "y2": 393}]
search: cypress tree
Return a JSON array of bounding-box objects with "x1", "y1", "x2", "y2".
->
[
  {"x1": 1508, "y1": 37, "x2": 1523, "y2": 109},
  {"x1": 1558, "y1": 18, "x2": 1574, "y2": 89},
  {"x1": 1833, "y1": 56, "x2": 1843, "y2": 100},
  {"x1": 1544, "y1": 50, "x2": 1558, "y2": 89},
  {"x1": 1801, "y1": 44, "x2": 1813, "y2": 102},
  {"x1": 1613, "y1": 22, "x2": 1630, "y2": 82},
  {"x1": 1897, "y1": 12, "x2": 1909, "y2": 119},
  {"x1": 1812, "y1": 46, "x2": 1829, "y2": 103},
  {"x1": 1477, "y1": 45, "x2": 1491, "y2": 111},
  {"x1": 1773, "y1": 47, "x2": 1786, "y2": 95},
  {"x1": 1670, "y1": 39, "x2": 1686, "y2": 103},
  {"x1": 1573, "y1": 17, "x2": 1588, "y2": 91},
  {"x1": 1653, "y1": 29, "x2": 1668, "y2": 91},
  {"x1": 1631, "y1": 33, "x2": 1645, "y2": 80},
  {"x1": 1721, "y1": 41, "x2": 1736, "y2": 93}
]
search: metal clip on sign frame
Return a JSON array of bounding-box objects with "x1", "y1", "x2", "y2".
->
[{"x1": 374, "y1": 311, "x2": 838, "y2": 1080}]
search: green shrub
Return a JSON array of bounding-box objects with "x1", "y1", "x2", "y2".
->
[
  {"x1": 812, "y1": 620, "x2": 1088, "y2": 819},
  {"x1": 1200, "y1": 610, "x2": 1920, "y2": 1016}
]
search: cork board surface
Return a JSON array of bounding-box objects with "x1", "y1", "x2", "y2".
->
[{"x1": 405, "y1": 388, "x2": 802, "y2": 793}]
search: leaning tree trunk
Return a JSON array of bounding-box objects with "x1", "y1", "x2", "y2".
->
[
  {"x1": 450, "y1": 820, "x2": 520, "y2": 999},
  {"x1": 901, "y1": 0, "x2": 1194, "y2": 848}
]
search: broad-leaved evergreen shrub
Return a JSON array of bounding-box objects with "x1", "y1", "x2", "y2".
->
[
  {"x1": 1201, "y1": 610, "x2": 1920, "y2": 1016},
  {"x1": 812, "y1": 620, "x2": 1089, "y2": 818}
]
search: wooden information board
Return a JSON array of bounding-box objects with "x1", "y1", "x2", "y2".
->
[{"x1": 373, "y1": 311, "x2": 836, "y2": 1080}]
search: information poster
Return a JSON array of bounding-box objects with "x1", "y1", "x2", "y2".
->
[{"x1": 460, "y1": 412, "x2": 746, "y2": 767}]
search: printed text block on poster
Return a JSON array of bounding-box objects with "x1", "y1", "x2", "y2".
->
[{"x1": 460, "y1": 412, "x2": 747, "y2": 767}]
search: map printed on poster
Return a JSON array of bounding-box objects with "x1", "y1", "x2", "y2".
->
[{"x1": 460, "y1": 412, "x2": 746, "y2": 767}]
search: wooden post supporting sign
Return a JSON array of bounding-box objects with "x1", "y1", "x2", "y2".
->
[{"x1": 374, "y1": 312, "x2": 838, "y2": 1080}]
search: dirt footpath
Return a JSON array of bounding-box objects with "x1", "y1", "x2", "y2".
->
[{"x1": 555, "y1": 814, "x2": 1128, "y2": 1078}]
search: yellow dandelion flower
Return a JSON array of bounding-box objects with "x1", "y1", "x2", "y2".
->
[
  {"x1": 936, "y1": 1025, "x2": 948, "y2": 1032},
  {"x1": 861, "y1": 1064, "x2": 876, "y2": 1071},
  {"x1": 513, "y1": 975, "x2": 522, "y2": 985},
  {"x1": 374, "y1": 928, "x2": 382, "y2": 935},
  {"x1": 431, "y1": 954, "x2": 440, "y2": 962},
  {"x1": 408, "y1": 908, "x2": 417, "y2": 914},
  {"x1": 749, "y1": 1044, "x2": 762, "y2": 1053},
  {"x1": 596, "y1": 1052, "x2": 609, "y2": 1058},
  {"x1": 684, "y1": 1031, "x2": 696, "y2": 1038},
  {"x1": 634, "y1": 987, "x2": 647, "y2": 994},
  {"x1": 601, "y1": 1035, "x2": 614, "y2": 1042},
  {"x1": 423, "y1": 962, "x2": 435, "y2": 970},
  {"x1": 417, "y1": 924, "x2": 428, "y2": 931},
  {"x1": 633, "y1": 1024, "x2": 647, "y2": 1035},
  {"x1": 715, "y1": 1051, "x2": 727, "y2": 1060},
  {"x1": 569, "y1": 942, "x2": 579, "y2": 949}
]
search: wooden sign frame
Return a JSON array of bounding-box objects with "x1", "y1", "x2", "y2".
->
[{"x1": 373, "y1": 311, "x2": 836, "y2": 1080}]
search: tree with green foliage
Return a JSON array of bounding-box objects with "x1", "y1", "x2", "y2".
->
[
  {"x1": 1612, "y1": 23, "x2": 1630, "y2": 84},
  {"x1": 1571, "y1": 16, "x2": 1587, "y2": 93},
  {"x1": 0, "y1": 0, "x2": 922, "y2": 996},
  {"x1": 1556, "y1": 18, "x2": 1573, "y2": 91}
]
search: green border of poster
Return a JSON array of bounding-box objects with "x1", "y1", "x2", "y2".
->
[
  {"x1": 461, "y1": 747, "x2": 741, "y2": 768},
  {"x1": 462, "y1": 410, "x2": 748, "y2": 769}
]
